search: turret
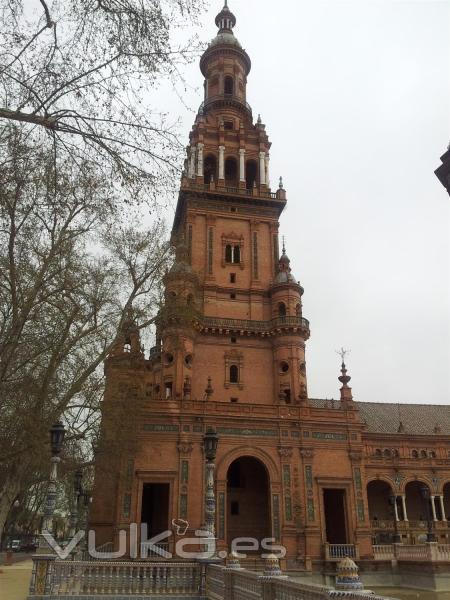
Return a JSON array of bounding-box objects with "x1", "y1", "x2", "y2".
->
[
  {"x1": 156, "y1": 237, "x2": 199, "y2": 401},
  {"x1": 270, "y1": 242, "x2": 309, "y2": 405}
]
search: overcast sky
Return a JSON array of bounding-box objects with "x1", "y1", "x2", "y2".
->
[{"x1": 161, "y1": 0, "x2": 450, "y2": 405}]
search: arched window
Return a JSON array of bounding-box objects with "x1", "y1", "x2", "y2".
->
[
  {"x1": 225, "y1": 244, "x2": 241, "y2": 264},
  {"x1": 284, "y1": 389, "x2": 291, "y2": 404},
  {"x1": 124, "y1": 343, "x2": 131, "y2": 353},
  {"x1": 225, "y1": 157, "x2": 238, "y2": 187},
  {"x1": 204, "y1": 154, "x2": 217, "y2": 184},
  {"x1": 246, "y1": 160, "x2": 258, "y2": 190},
  {"x1": 230, "y1": 365, "x2": 239, "y2": 384},
  {"x1": 224, "y1": 75, "x2": 234, "y2": 95},
  {"x1": 383, "y1": 449, "x2": 391, "y2": 458},
  {"x1": 420, "y1": 450, "x2": 427, "y2": 459},
  {"x1": 278, "y1": 302, "x2": 287, "y2": 318},
  {"x1": 412, "y1": 450, "x2": 419, "y2": 459},
  {"x1": 375, "y1": 449, "x2": 382, "y2": 457}
]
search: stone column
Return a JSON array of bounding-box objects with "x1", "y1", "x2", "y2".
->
[
  {"x1": 239, "y1": 149, "x2": 246, "y2": 182},
  {"x1": 265, "y1": 153, "x2": 271, "y2": 188},
  {"x1": 259, "y1": 152, "x2": 266, "y2": 186},
  {"x1": 197, "y1": 143, "x2": 204, "y2": 178},
  {"x1": 431, "y1": 496, "x2": 438, "y2": 521},
  {"x1": 401, "y1": 495, "x2": 408, "y2": 521},
  {"x1": 219, "y1": 146, "x2": 225, "y2": 181},
  {"x1": 439, "y1": 495, "x2": 447, "y2": 521},
  {"x1": 189, "y1": 146, "x2": 196, "y2": 178},
  {"x1": 394, "y1": 496, "x2": 400, "y2": 522}
]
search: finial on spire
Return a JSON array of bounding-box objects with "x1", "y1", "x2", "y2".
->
[
  {"x1": 279, "y1": 176, "x2": 284, "y2": 189},
  {"x1": 282, "y1": 236, "x2": 286, "y2": 255},
  {"x1": 257, "y1": 114, "x2": 262, "y2": 124},
  {"x1": 336, "y1": 348, "x2": 353, "y2": 403},
  {"x1": 215, "y1": 0, "x2": 236, "y2": 32}
]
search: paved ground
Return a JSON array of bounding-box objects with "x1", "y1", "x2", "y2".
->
[{"x1": 0, "y1": 555, "x2": 33, "y2": 600}]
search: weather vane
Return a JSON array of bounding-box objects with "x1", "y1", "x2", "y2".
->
[{"x1": 336, "y1": 347, "x2": 351, "y2": 364}]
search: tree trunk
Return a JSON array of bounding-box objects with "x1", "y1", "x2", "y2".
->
[{"x1": 0, "y1": 472, "x2": 23, "y2": 546}]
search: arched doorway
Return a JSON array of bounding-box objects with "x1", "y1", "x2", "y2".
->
[
  {"x1": 367, "y1": 480, "x2": 393, "y2": 523},
  {"x1": 226, "y1": 457, "x2": 271, "y2": 546},
  {"x1": 225, "y1": 157, "x2": 238, "y2": 187},
  {"x1": 246, "y1": 160, "x2": 258, "y2": 190},
  {"x1": 405, "y1": 481, "x2": 430, "y2": 522},
  {"x1": 444, "y1": 483, "x2": 450, "y2": 522},
  {"x1": 204, "y1": 154, "x2": 217, "y2": 184},
  {"x1": 367, "y1": 480, "x2": 397, "y2": 543}
]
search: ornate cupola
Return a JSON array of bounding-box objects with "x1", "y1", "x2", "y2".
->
[
  {"x1": 270, "y1": 241, "x2": 305, "y2": 321},
  {"x1": 199, "y1": 1, "x2": 252, "y2": 117},
  {"x1": 215, "y1": 1, "x2": 236, "y2": 33}
]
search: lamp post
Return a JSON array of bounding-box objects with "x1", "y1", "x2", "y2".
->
[
  {"x1": 389, "y1": 495, "x2": 401, "y2": 543},
  {"x1": 420, "y1": 485, "x2": 436, "y2": 543},
  {"x1": 70, "y1": 469, "x2": 91, "y2": 554},
  {"x1": 203, "y1": 427, "x2": 219, "y2": 537},
  {"x1": 38, "y1": 421, "x2": 65, "y2": 552}
]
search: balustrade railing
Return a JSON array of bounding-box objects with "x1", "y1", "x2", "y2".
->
[
  {"x1": 373, "y1": 545, "x2": 395, "y2": 560},
  {"x1": 49, "y1": 561, "x2": 201, "y2": 596},
  {"x1": 205, "y1": 564, "x2": 396, "y2": 600},
  {"x1": 325, "y1": 543, "x2": 358, "y2": 560},
  {"x1": 201, "y1": 315, "x2": 310, "y2": 333},
  {"x1": 395, "y1": 544, "x2": 430, "y2": 561}
]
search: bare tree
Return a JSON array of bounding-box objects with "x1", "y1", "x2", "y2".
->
[
  {"x1": 0, "y1": 0, "x2": 205, "y2": 202},
  {"x1": 0, "y1": 125, "x2": 170, "y2": 541},
  {"x1": 0, "y1": 0, "x2": 205, "y2": 543}
]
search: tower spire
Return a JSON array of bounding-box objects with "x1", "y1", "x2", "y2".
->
[
  {"x1": 215, "y1": 0, "x2": 236, "y2": 33},
  {"x1": 336, "y1": 348, "x2": 353, "y2": 405}
]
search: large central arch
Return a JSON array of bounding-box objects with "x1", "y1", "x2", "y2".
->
[{"x1": 226, "y1": 456, "x2": 271, "y2": 545}]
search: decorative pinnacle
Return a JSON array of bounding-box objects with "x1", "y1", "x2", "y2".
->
[
  {"x1": 257, "y1": 114, "x2": 262, "y2": 124},
  {"x1": 336, "y1": 348, "x2": 351, "y2": 387},
  {"x1": 279, "y1": 176, "x2": 284, "y2": 189},
  {"x1": 282, "y1": 236, "x2": 286, "y2": 255}
]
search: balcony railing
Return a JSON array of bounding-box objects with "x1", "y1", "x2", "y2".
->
[
  {"x1": 201, "y1": 315, "x2": 310, "y2": 334},
  {"x1": 181, "y1": 178, "x2": 281, "y2": 200},
  {"x1": 324, "y1": 543, "x2": 358, "y2": 561}
]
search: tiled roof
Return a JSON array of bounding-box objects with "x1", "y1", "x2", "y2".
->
[{"x1": 309, "y1": 399, "x2": 450, "y2": 436}]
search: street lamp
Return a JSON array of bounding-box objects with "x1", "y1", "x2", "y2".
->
[
  {"x1": 50, "y1": 422, "x2": 66, "y2": 456},
  {"x1": 38, "y1": 421, "x2": 66, "y2": 552},
  {"x1": 389, "y1": 495, "x2": 401, "y2": 543},
  {"x1": 203, "y1": 428, "x2": 219, "y2": 537},
  {"x1": 420, "y1": 485, "x2": 436, "y2": 543}
]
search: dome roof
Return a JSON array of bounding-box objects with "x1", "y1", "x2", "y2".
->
[
  {"x1": 274, "y1": 270, "x2": 297, "y2": 285},
  {"x1": 208, "y1": 31, "x2": 242, "y2": 49}
]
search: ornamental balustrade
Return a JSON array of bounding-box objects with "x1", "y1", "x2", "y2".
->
[
  {"x1": 181, "y1": 178, "x2": 281, "y2": 200},
  {"x1": 373, "y1": 543, "x2": 450, "y2": 562},
  {"x1": 27, "y1": 557, "x2": 399, "y2": 600},
  {"x1": 206, "y1": 564, "x2": 396, "y2": 600},
  {"x1": 201, "y1": 316, "x2": 310, "y2": 335},
  {"x1": 324, "y1": 544, "x2": 358, "y2": 561},
  {"x1": 29, "y1": 560, "x2": 201, "y2": 597}
]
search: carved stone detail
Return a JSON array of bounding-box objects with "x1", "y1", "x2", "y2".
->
[
  {"x1": 177, "y1": 442, "x2": 193, "y2": 455},
  {"x1": 278, "y1": 446, "x2": 293, "y2": 458}
]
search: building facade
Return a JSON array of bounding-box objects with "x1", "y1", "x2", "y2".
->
[{"x1": 90, "y1": 3, "x2": 450, "y2": 567}]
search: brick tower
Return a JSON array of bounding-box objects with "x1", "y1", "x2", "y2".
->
[{"x1": 90, "y1": 2, "x2": 450, "y2": 568}]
